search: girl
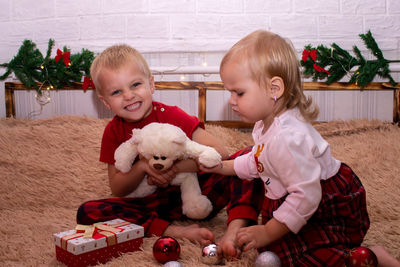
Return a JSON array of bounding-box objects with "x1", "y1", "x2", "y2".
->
[{"x1": 201, "y1": 30, "x2": 400, "y2": 267}]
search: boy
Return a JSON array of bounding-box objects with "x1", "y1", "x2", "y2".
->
[{"x1": 76, "y1": 44, "x2": 264, "y2": 258}]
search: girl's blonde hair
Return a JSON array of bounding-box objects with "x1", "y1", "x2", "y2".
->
[
  {"x1": 220, "y1": 30, "x2": 319, "y2": 122},
  {"x1": 90, "y1": 44, "x2": 151, "y2": 95}
]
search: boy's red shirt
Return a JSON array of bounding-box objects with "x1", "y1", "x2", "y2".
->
[{"x1": 100, "y1": 101, "x2": 204, "y2": 164}]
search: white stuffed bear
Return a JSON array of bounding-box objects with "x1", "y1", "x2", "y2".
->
[{"x1": 114, "y1": 122, "x2": 222, "y2": 220}]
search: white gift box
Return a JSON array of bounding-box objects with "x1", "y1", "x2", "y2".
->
[{"x1": 53, "y1": 219, "x2": 144, "y2": 266}]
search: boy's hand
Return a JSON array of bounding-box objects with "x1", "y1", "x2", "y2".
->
[{"x1": 146, "y1": 164, "x2": 178, "y2": 187}]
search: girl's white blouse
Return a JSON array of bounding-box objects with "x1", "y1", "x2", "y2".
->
[{"x1": 234, "y1": 108, "x2": 341, "y2": 233}]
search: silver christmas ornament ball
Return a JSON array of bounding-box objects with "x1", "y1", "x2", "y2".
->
[
  {"x1": 201, "y1": 243, "x2": 222, "y2": 265},
  {"x1": 163, "y1": 261, "x2": 182, "y2": 267},
  {"x1": 255, "y1": 251, "x2": 281, "y2": 267}
]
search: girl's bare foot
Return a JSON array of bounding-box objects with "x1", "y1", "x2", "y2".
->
[
  {"x1": 164, "y1": 224, "x2": 214, "y2": 246},
  {"x1": 218, "y1": 227, "x2": 241, "y2": 259},
  {"x1": 217, "y1": 219, "x2": 249, "y2": 259},
  {"x1": 370, "y1": 245, "x2": 400, "y2": 267}
]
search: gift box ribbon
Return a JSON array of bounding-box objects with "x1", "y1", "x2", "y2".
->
[{"x1": 60, "y1": 221, "x2": 131, "y2": 250}]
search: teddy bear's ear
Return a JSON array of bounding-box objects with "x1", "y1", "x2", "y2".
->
[
  {"x1": 131, "y1": 129, "x2": 143, "y2": 144},
  {"x1": 172, "y1": 134, "x2": 187, "y2": 145}
]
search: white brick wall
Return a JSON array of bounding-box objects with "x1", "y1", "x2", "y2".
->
[{"x1": 0, "y1": 0, "x2": 399, "y2": 119}]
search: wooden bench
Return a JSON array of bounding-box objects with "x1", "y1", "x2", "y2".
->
[{"x1": 5, "y1": 81, "x2": 400, "y2": 126}]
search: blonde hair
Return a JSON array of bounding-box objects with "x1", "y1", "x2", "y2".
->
[
  {"x1": 220, "y1": 30, "x2": 319, "y2": 122},
  {"x1": 90, "y1": 44, "x2": 151, "y2": 94}
]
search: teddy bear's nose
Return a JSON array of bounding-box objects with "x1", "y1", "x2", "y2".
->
[{"x1": 153, "y1": 163, "x2": 164, "y2": 170}]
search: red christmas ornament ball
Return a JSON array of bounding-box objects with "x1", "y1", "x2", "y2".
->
[
  {"x1": 153, "y1": 236, "x2": 181, "y2": 264},
  {"x1": 346, "y1": 246, "x2": 378, "y2": 267}
]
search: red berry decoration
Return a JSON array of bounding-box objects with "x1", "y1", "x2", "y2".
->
[
  {"x1": 346, "y1": 246, "x2": 378, "y2": 267},
  {"x1": 153, "y1": 236, "x2": 181, "y2": 264}
]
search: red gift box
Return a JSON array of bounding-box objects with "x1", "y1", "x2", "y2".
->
[{"x1": 53, "y1": 219, "x2": 144, "y2": 267}]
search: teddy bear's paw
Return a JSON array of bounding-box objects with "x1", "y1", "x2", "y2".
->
[
  {"x1": 114, "y1": 161, "x2": 131, "y2": 173},
  {"x1": 182, "y1": 195, "x2": 213, "y2": 220},
  {"x1": 198, "y1": 148, "x2": 222, "y2": 168},
  {"x1": 114, "y1": 141, "x2": 137, "y2": 173}
]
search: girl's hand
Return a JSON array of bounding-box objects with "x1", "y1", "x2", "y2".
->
[
  {"x1": 199, "y1": 160, "x2": 236, "y2": 176},
  {"x1": 198, "y1": 162, "x2": 223, "y2": 173},
  {"x1": 236, "y1": 219, "x2": 290, "y2": 252},
  {"x1": 236, "y1": 225, "x2": 269, "y2": 252}
]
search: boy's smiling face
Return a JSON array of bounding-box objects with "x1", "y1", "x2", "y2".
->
[{"x1": 97, "y1": 63, "x2": 155, "y2": 122}]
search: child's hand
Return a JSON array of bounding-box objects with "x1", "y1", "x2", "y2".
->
[
  {"x1": 236, "y1": 225, "x2": 268, "y2": 252},
  {"x1": 198, "y1": 162, "x2": 223, "y2": 173},
  {"x1": 236, "y1": 219, "x2": 289, "y2": 252},
  {"x1": 146, "y1": 164, "x2": 178, "y2": 187},
  {"x1": 199, "y1": 160, "x2": 236, "y2": 176}
]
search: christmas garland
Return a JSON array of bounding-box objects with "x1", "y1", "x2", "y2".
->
[
  {"x1": 301, "y1": 30, "x2": 399, "y2": 88},
  {"x1": 0, "y1": 31, "x2": 398, "y2": 95},
  {"x1": 0, "y1": 39, "x2": 95, "y2": 94}
]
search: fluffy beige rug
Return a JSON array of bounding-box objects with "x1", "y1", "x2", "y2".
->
[{"x1": 0, "y1": 116, "x2": 399, "y2": 266}]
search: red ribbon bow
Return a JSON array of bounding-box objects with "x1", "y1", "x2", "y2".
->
[
  {"x1": 82, "y1": 76, "x2": 95, "y2": 91},
  {"x1": 302, "y1": 49, "x2": 317, "y2": 62},
  {"x1": 302, "y1": 49, "x2": 330, "y2": 75},
  {"x1": 55, "y1": 49, "x2": 71, "y2": 67}
]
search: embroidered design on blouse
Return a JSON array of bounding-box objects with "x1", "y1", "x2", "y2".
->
[{"x1": 254, "y1": 144, "x2": 264, "y2": 173}]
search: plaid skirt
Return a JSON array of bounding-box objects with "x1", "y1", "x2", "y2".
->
[
  {"x1": 76, "y1": 147, "x2": 264, "y2": 237},
  {"x1": 260, "y1": 163, "x2": 370, "y2": 267}
]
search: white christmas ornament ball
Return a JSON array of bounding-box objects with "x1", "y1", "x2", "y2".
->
[
  {"x1": 255, "y1": 251, "x2": 281, "y2": 267},
  {"x1": 163, "y1": 261, "x2": 182, "y2": 267},
  {"x1": 201, "y1": 243, "x2": 222, "y2": 265}
]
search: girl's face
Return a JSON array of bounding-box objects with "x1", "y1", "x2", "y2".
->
[
  {"x1": 97, "y1": 63, "x2": 155, "y2": 122},
  {"x1": 220, "y1": 58, "x2": 276, "y2": 126}
]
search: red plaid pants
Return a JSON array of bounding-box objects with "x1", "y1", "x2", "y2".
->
[
  {"x1": 77, "y1": 147, "x2": 264, "y2": 237},
  {"x1": 260, "y1": 163, "x2": 370, "y2": 267}
]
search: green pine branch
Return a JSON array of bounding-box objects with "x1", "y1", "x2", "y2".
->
[
  {"x1": 300, "y1": 30, "x2": 398, "y2": 88},
  {"x1": 1, "y1": 33, "x2": 398, "y2": 92},
  {"x1": 0, "y1": 39, "x2": 95, "y2": 94}
]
